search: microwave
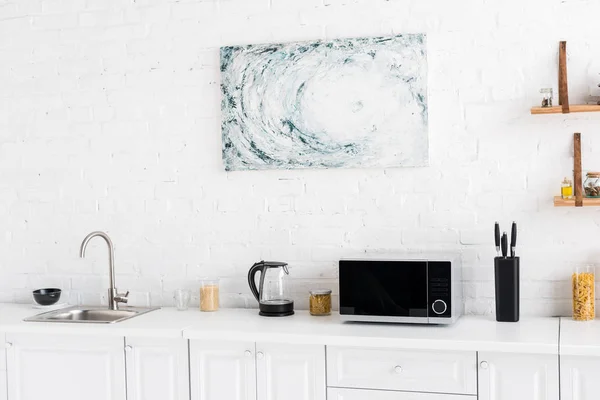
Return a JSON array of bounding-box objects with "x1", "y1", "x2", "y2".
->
[{"x1": 339, "y1": 257, "x2": 462, "y2": 325}]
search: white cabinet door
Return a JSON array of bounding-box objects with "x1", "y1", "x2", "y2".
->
[
  {"x1": 560, "y1": 355, "x2": 600, "y2": 400},
  {"x1": 6, "y1": 333, "x2": 126, "y2": 400},
  {"x1": 256, "y1": 342, "x2": 326, "y2": 400},
  {"x1": 125, "y1": 337, "x2": 189, "y2": 400},
  {"x1": 190, "y1": 340, "x2": 257, "y2": 400},
  {"x1": 0, "y1": 334, "x2": 7, "y2": 400},
  {"x1": 328, "y1": 388, "x2": 475, "y2": 399},
  {"x1": 478, "y1": 352, "x2": 559, "y2": 400}
]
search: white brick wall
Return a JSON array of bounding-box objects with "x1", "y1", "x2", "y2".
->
[{"x1": 1, "y1": 0, "x2": 600, "y2": 316}]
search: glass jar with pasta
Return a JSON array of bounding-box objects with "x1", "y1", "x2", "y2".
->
[
  {"x1": 572, "y1": 266, "x2": 595, "y2": 321},
  {"x1": 309, "y1": 289, "x2": 332, "y2": 316}
]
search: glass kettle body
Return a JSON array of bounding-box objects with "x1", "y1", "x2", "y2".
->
[{"x1": 248, "y1": 261, "x2": 294, "y2": 317}]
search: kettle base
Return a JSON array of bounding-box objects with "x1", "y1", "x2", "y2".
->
[
  {"x1": 259, "y1": 301, "x2": 294, "y2": 317},
  {"x1": 259, "y1": 310, "x2": 295, "y2": 317}
]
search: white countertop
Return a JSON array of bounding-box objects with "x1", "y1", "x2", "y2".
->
[
  {"x1": 182, "y1": 310, "x2": 559, "y2": 354},
  {"x1": 0, "y1": 303, "x2": 560, "y2": 354},
  {"x1": 560, "y1": 318, "x2": 600, "y2": 356},
  {"x1": 0, "y1": 303, "x2": 192, "y2": 338}
]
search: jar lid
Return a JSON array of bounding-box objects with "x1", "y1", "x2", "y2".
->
[
  {"x1": 587, "y1": 172, "x2": 600, "y2": 177},
  {"x1": 310, "y1": 289, "x2": 332, "y2": 295}
]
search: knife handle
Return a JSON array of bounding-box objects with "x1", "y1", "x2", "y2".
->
[
  {"x1": 501, "y1": 232, "x2": 508, "y2": 258},
  {"x1": 495, "y1": 222, "x2": 501, "y2": 253},
  {"x1": 510, "y1": 222, "x2": 517, "y2": 251}
]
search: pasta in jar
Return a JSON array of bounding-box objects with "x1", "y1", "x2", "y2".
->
[{"x1": 572, "y1": 268, "x2": 595, "y2": 321}]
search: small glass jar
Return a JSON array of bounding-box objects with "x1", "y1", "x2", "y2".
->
[
  {"x1": 309, "y1": 289, "x2": 332, "y2": 316},
  {"x1": 584, "y1": 172, "x2": 600, "y2": 198},
  {"x1": 200, "y1": 278, "x2": 219, "y2": 312},
  {"x1": 572, "y1": 266, "x2": 595, "y2": 321},
  {"x1": 561, "y1": 177, "x2": 573, "y2": 200}
]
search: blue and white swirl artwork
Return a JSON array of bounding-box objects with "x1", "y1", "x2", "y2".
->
[{"x1": 220, "y1": 34, "x2": 428, "y2": 171}]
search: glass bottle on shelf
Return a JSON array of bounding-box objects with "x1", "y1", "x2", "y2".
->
[{"x1": 561, "y1": 177, "x2": 573, "y2": 200}]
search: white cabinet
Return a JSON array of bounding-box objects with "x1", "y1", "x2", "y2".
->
[
  {"x1": 328, "y1": 388, "x2": 475, "y2": 399},
  {"x1": 125, "y1": 337, "x2": 189, "y2": 400},
  {"x1": 6, "y1": 333, "x2": 126, "y2": 400},
  {"x1": 560, "y1": 355, "x2": 600, "y2": 400},
  {"x1": 189, "y1": 340, "x2": 326, "y2": 400},
  {"x1": 327, "y1": 346, "x2": 477, "y2": 395},
  {"x1": 478, "y1": 352, "x2": 559, "y2": 400},
  {"x1": 190, "y1": 340, "x2": 257, "y2": 400},
  {"x1": 0, "y1": 334, "x2": 7, "y2": 400},
  {"x1": 256, "y1": 342, "x2": 326, "y2": 400}
]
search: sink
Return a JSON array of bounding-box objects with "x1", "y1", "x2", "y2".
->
[{"x1": 24, "y1": 306, "x2": 159, "y2": 324}]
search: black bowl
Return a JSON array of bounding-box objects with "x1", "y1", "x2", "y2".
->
[{"x1": 32, "y1": 288, "x2": 62, "y2": 306}]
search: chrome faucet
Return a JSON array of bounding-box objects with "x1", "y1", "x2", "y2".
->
[{"x1": 80, "y1": 231, "x2": 129, "y2": 310}]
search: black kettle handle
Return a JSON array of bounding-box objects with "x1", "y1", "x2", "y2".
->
[{"x1": 248, "y1": 261, "x2": 264, "y2": 302}]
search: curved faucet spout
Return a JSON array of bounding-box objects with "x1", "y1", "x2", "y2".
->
[
  {"x1": 80, "y1": 231, "x2": 125, "y2": 310},
  {"x1": 80, "y1": 231, "x2": 113, "y2": 259}
]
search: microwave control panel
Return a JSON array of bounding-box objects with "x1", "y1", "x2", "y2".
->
[{"x1": 428, "y1": 261, "x2": 451, "y2": 318}]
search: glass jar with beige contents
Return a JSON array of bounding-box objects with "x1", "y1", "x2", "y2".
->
[
  {"x1": 584, "y1": 172, "x2": 600, "y2": 198},
  {"x1": 200, "y1": 278, "x2": 219, "y2": 312},
  {"x1": 572, "y1": 266, "x2": 595, "y2": 321},
  {"x1": 309, "y1": 289, "x2": 332, "y2": 316}
]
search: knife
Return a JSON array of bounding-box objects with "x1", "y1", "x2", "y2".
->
[
  {"x1": 495, "y1": 222, "x2": 501, "y2": 257},
  {"x1": 501, "y1": 232, "x2": 508, "y2": 259},
  {"x1": 510, "y1": 222, "x2": 517, "y2": 258}
]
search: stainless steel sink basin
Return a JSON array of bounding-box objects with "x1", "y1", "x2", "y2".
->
[{"x1": 24, "y1": 306, "x2": 159, "y2": 324}]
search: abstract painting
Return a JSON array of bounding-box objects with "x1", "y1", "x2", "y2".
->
[{"x1": 220, "y1": 34, "x2": 428, "y2": 171}]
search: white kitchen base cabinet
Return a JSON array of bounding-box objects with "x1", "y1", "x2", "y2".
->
[
  {"x1": 478, "y1": 352, "x2": 559, "y2": 400},
  {"x1": 328, "y1": 388, "x2": 475, "y2": 400},
  {"x1": 560, "y1": 355, "x2": 600, "y2": 400},
  {"x1": 190, "y1": 340, "x2": 326, "y2": 400},
  {"x1": 256, "y1": 342, "x2": 326, "y2": 400},
  {"x1": 0, "y1": 336, "x2": 7, "y2": 400},
  {"x1": 327, "y1": 346, "x2": 477, "y2": 395},
  {"x1": 5, "y1": 333, "x2": 126, "y2": 400},
  {"x1": 125, "y1": 337, "x2": 189, "y2": 400},
  {"x1": 190, "y1": 340, "x2": 257, "y2": 400}
]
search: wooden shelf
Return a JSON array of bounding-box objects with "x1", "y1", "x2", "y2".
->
[
  {"x1": 531, "y1": 105, "x2": 600, "y2": 115},
  {"x1": 532, "y1": 42, "x2": 600, "y2": 115},
  {"x1": 554, "y1": 196, "x2": 600, "y2": 207}
]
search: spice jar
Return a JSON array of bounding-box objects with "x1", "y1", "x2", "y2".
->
[
  {"x1": 309, "y1": 289, "x2": 332, "y2": 316},
  {"x1": 561, "y1": 177, "x2": 573, "y2": 200},
  {"x1": 572, "y1": 266, "x2": 595, "y2": 321},
  {"x1": 584, "y1": 172, "x2": 600, "y2": 198},
  {"x1": 200, "y1": 278, "x2": 219, "y2": 312}
]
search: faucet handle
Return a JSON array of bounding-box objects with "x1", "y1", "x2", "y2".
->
[{"x1": 115, "y1": 291, "x2": 129, "y2": 304}]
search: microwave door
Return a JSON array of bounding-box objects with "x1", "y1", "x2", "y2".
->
[
  {"x1": 339, "y1": 260, "x2": 428, "y2": 318},
  {"x1": 353, "y1": 271, "x2": 409, "y2": 315}
]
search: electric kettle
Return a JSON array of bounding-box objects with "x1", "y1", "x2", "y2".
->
[{"x1": 248, "y1": 261, "x2": 294, "y2": 317}]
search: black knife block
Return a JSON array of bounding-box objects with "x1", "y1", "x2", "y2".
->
[{"x1": 494, "y1": 257, "x2": 520, "y2": 322}]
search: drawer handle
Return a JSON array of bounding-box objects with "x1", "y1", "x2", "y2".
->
[
  {"x1": 244, "y1": 350, "x2": 253, "y2": 357},
  {"x1": 5, "y1": 342, "x2": 12, "y2": 348},
  {"x1": 125, "y1": 345, "x2": 132, "y2": 353},
  {"x1": 480, "y1": 361, "x2": 489, "y2": 369},
  {"x1": 394, "y1": 365, "x2": 403, "y2": 374},
  {"x1": 257, "y1": 352, "x2": 264, "y2": 360}
]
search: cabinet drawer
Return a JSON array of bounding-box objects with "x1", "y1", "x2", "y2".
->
[
  {"x1": 328, "y1": 388, "x2": 475, "y2": 400},
  {"x1": 327, "y1": 347, "x2": 476, "y2": 395}
]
